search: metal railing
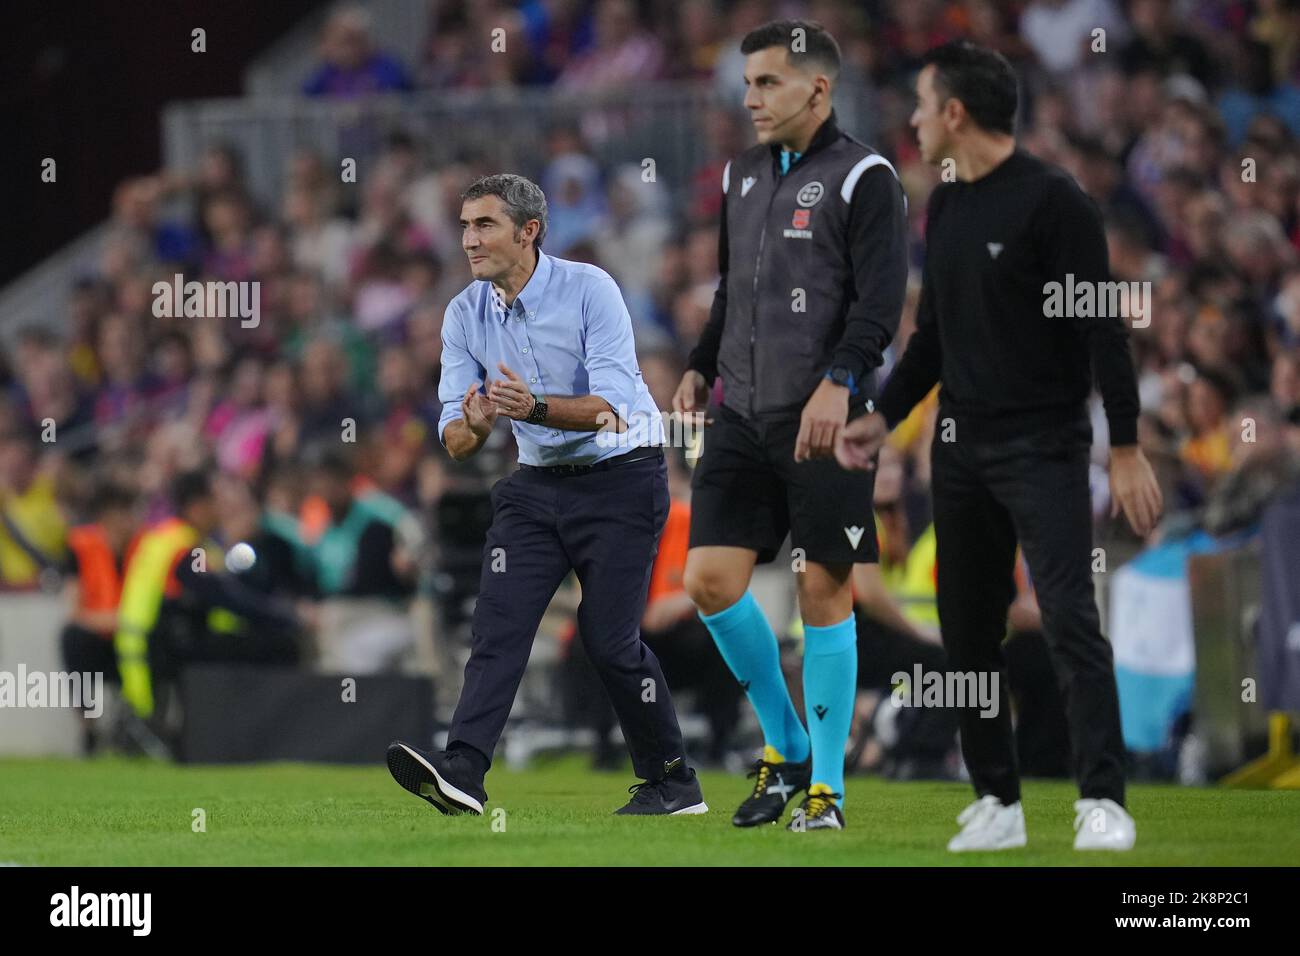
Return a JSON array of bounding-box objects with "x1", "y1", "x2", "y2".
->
[
  {"x1": 3, "y1": 79, "x2": 878, "y2": 342},
  {"x1": 160, "y1": 79, "x2": 878, "y2": 216}
]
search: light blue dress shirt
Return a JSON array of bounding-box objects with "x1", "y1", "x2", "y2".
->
[{"x1": 437, "y1": 250, "x2": 666, "y2": 466}]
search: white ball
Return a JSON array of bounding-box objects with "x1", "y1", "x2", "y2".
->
[{"x1": 226, "y1": 542, "x2": 257, "y2": 573}]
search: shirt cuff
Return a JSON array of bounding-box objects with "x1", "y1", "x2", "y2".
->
[{"x1": 1107, "y1": 415, "x2": 1138, "y2": 448}]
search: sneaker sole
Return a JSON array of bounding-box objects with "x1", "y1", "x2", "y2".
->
[
  {"x1": 387, "y1": 743, "x2": 484, "y2": 816},
  {"x1": 1074, "y1": 837, "x2": 1136, "y2": 851},
  {"x1": 788, "y1": 819, "x2": 845, "y2": 832},
  {"x1": 615, "y1": 800, "x2": 711, "y2": 816},
  {"x1": 947, "y1": 833, "x2": 1027, "y2": 852},
  {"x1": 671, "y1": 802, "x2": 709, "y2": 815}
]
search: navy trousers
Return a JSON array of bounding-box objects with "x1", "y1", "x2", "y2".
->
[{"x1": 448, "y1": 454, "x2": 687, "y2": 780}]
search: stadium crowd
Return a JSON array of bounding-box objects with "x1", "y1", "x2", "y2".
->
[{"x1": 2, "y1": 0, "x2": 1298, "y2": 773}]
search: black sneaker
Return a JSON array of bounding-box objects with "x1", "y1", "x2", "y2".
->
[
  {"x1": 614, "y1": 760, "x2": 709, "y2": 816},
  {"x1": 386, "y1": 741, "x2": 487, "y2": 816},
  {"x1": 732, "y1": 751, "x2": 811, "y2": 827},
  {"x1": 787, "y1": 784, "x2": 845, "y2": 831}
]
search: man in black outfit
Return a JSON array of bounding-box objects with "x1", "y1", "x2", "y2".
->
[{"x1": 835, "y1": 41, "x2": 1163, "y2": 852}]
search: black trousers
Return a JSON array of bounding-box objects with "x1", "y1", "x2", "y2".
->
[
  {"x1": 449, "y1": 455, "x2": 688, "y2": 780},
  {"x1": 568, "y1": 614, "x2": 744, "y2": 765},
  {"x1": 61, "y1": 624, "x2": 121, "y2": 685},
  {"x1": 930, "y1": 417, "x2": 1125, "y2": 805},
  {"x1": 1005, "y1": 629, "x2": 1074, "y2": 778}
]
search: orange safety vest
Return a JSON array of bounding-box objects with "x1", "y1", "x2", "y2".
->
[{"x1": 67, "y1": 524, "x2": 137, "y2": 618}]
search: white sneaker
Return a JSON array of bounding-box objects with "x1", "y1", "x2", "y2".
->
[
  {"x1": 1073, "y1": 798, "x2": 1136, "y2": 850},
  {"x1": 946, "y1": 795, "x2": 1027, "y2": 852}
]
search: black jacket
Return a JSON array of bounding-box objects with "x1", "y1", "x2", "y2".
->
[{"x1": 687, "y1": 111, "x2": 909, "y2": 418}]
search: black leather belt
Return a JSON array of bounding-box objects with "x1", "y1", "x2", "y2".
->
[{"x1": 519, "y1": 446, "x2": 664, "y2": 476}]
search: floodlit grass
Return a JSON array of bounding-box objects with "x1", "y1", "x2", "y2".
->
[{"x1": 1, "y1": 755, "x2": 1295, "y2": 866}]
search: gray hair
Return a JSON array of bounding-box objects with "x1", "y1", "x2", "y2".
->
[{"x1": 462, "y1": 173, "x2": 548, "y2": 250}]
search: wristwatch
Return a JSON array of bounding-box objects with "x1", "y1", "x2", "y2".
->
[
  {"x1": 525, "y1": 393, "x2": 549, "y2": 424},
  {"x1": 825, "y1": 366, "x2": 858, "y2": 395}
]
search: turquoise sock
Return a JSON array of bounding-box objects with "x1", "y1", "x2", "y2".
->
[
  {"x1": 699, "y1": 591, "x2": 809, "y2": 763},
  {"x1": 802, "y1": 613, "x2": 858, "y2": 805}
]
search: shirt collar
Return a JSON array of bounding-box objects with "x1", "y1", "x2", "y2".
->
[
  {"x1": 769, "y1": 109, "x2": 841, "y2": 172},
  {"x1": 488, "y1": 249, "x2": 552, "y2": 324}
]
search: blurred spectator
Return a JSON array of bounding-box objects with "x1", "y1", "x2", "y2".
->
[
  {"x1": 0, "y1": 430, "x2": 67, "y2": 591},
  {"x1": 305, "y1": 450, "x2": 418, "y2": 674},
  {"x1": 1119, "y1": 0, "x2": 1216, "y2": 90},
  {"x1": 305, "y1": 450, "x2": 415, "y2": 600},
  {"x1": 1020, "y1": 0, "x2": 1128, "y2": 76},
  {"x1": 304, "y1": 6, "x2": 412, "y2": 97},
  {"x1": 517, "y1": 0, "x2": 596, "y2": 85},
  {"x1": 61, "y1": 481, "x2": 138, "y2": 753},
  {"x1": 556, "y1": 0, "x2": 665, "y2": 90}
]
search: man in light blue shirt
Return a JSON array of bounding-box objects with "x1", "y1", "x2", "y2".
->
[
  {"x1": 387, "y1": 174, "x2": 704, "y2": 817},
  {"x1": 434, "y1": 205, "x2": 665, "y2": 465}
]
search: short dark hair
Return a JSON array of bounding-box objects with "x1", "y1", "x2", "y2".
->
[
  {"x1": 93, "y1": 480, "x2": 136, "y2": 516},
  {"x1": 461, "y1": 173, "x2": 548, "y2": 250},
  {"x1": 171, "y1": 470, "x2": 214, "y2": 512},
  {"x1": 921, "y1": 40, "x2": 1018, "y2": 135},
  {"x1": 740, "y1": 19, "x2": 841, "y2": 81}
]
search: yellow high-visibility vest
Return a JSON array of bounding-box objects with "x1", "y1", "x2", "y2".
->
[
  {"x1": 879, "y1": 524, "x2": 939, "y2": 628},
  {"x1": 114, "y1": 519, "x2": 198, "y2": 718}
]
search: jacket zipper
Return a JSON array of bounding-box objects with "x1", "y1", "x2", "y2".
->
[{"x1": 751, "y1": 173, "x2": 781, "y2": 415}]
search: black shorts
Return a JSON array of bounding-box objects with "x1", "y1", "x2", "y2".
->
[{"x1": 688, "y1": 401, "x2": 879, "y2": 566}]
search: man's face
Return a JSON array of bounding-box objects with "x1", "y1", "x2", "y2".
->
[
  {"x1": 910, "y1": 65, "x2": 950, "y2": 165},
  {"x1": 461, "y1": 195, "x2": 535, "y2": 282},
  {"x1": 101, "y1": 507, "x2": 136, "y2": 551},
  {"x1": 742, "y1": 46, "x2": 819, "y2": 145},
  {"x1": 187, "y1": 495, "x2": 218, "y2": 537}
]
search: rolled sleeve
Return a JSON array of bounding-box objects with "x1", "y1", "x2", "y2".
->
[
  {"x1": 582, "y1": 276, "x2": 640, "y2": 418},
  {"x1": 436, "y1": 303, "x2": 485, "y2": 445}
]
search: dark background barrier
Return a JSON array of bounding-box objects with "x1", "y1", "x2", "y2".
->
[{"x1": 178, "y1": 664, "x2": 434, "y2": 764}]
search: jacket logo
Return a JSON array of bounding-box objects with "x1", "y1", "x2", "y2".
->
[
  {"x1": 796, "y1": 181, "x2": 824, "y2": 207},
  {"x1": 844, "y1": 525, "x2": 865, "y2": 549},
  {"x1": 791, "y1": 208, "x2": 811, "y2": 229},
  {"x1": 741, "y1": 176, "x2": 756, "y2": 197},
  {"x1": 987, "y1": 242, "x2": 1003, "y2": 259},
  {"x1": 813, "y1": 705, "x2": 828, "y2": 720}
]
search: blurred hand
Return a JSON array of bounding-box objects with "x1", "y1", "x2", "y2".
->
[
  {"x1": 671, "y1": 370, "x2": 711, "y2": 426},
  {"x1": 834, "y1": 411, "x2": 888, "y2": 471},
  {"x1": 1109, "y1": 445, "x2": 1163, "y2": 537},
  {"x1": 462, "y1": 381, "x2": 499, "y2": 436},
  {"x1": 795, "y1": 378, "x2": 849, "y2": 461}
]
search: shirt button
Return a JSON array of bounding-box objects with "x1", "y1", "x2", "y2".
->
[
  {"x1": 528, "y1": 311, "x2": 536, "y2": 317},
  {"x1": 530, "y1": 377, "x2": 537, "y2": 383},
  {"x1": 552, "y1": 431, "x2": 560, "y2": 437},
  {"x1": 522, "y1": 347, "x2": 529, "y2": 353}
]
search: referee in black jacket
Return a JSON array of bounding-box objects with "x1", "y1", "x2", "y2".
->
[
  {"x1": 836, "y1": 42, "x2": 1162, "y2": 852},
  {"x1": 673, "y1": 19, "x2": 909, "y2": 831}
]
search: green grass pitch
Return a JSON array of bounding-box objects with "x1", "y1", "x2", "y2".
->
[{"x1": 2, "y1": 756, "x2": 1296, "y2": 866}]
